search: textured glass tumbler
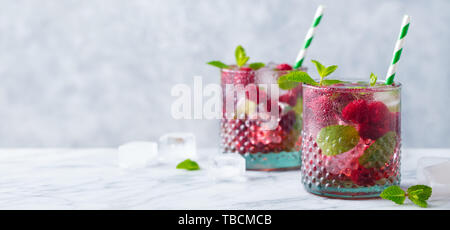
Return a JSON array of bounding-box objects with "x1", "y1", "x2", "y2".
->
[
  {"x1": 301, "y1": 81, "x2": 401, "y2": 198},
  {"x1": 220, "y1": 66, "x2": 306, "y2": 171}
]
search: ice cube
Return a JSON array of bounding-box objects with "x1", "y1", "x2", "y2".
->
[
  {"x1": 324, "y1": 140, "x2": 366, "y2": 175},
  {"x1": 158, "y1": 133, "x2": 197, "y2": 163},
  {"x1": 118, "y1": 141, "x2": 158, "y2": 169},
  {"x1": 207, "y1": 153, "x2": 246, "y2": 181},
  {"x1": 265, "y1": 62, "x2": 278, "y2": 69},
  {"x1": 425, "y1": 161, "x2": 450, "y2": 184},
  {"x1": 417, "y1": 157, "x2": 448, "y2": 184},
  {"x1": 417, "y1": 157, "x2": 450, "y2": 199},
  {"x1": 255, "y1": 67, "x2": 278, "y2": 85},
  {"x1": 373, "y1": 91, "x2": 400, "y2": 112}
]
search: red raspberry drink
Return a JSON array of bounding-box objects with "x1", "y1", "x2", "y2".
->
[
  {"x1": 301, "y1": 81, "x2": 401, "y2": 198},
  {"x1": 220, "y1": 63, "x2": 306, "y2": 170}
]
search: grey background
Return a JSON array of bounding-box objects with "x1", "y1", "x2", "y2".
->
[{"x1": 0, "y1": 0, "x2": 448, "y2": 148}]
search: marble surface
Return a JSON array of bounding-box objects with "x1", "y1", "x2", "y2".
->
[{"x1": 0, "y1": 148, "x2": 449, "y2": 210}]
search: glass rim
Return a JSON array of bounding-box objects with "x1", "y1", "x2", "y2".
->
[
  {"x1": 302, "y1": 80, "x2": 402, "y2": 92},
  {"x1": 221, "y1": 65, "x2": 308, "y2": 73}
]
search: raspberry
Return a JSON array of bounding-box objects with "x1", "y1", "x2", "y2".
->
[
  {"x1": 350, "y1": 166, "x2": 376, "y2": 186},
  {"x1": 292, "y1": 85, "x2": 303, "y2": 98},
  {"x1": 279, "y1": 92, "x2": 297, "y2": 106},
  {"x1": 233, "y1": 68, "x2": 255, "y2": 86},
  {"x1": 357, "y1": 122, "x2": 390, "y2": 140},
  {"x1": 342, "y1": 99, "x2": 370, "y2": 124},
  {"x1": 342, "y1": 100, "x2": 392, "y2": 140},
  {"x1": 359, "y1": 102, "x2": 391, "y2": 140},
  {"x1": 276, "y1": 63, "x2": 293, "y2": 71},
  {"x1": 279, "y1": 110, "x2": 297, "y2": 132},
  {"x1": 368, "y1": 101, "x2": 390, "y2": 124}
]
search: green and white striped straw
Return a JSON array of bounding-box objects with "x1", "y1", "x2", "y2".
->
[
  {"x1": 294, "y1": 5, "x2": 325, "y2": 69},
  {"x1": 385, "y1": 15, "x2": 410, "y2": 85}
]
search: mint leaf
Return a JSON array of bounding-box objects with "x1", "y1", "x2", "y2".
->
[
  {"x1": 235, "y1": 45, "x2": 250, "y2": 67},
  {"x1": 249, "y1": 62, "x2": 265, "y2": 70},
  {"x1": 323, "y1": 65, "x2": 338, "y2": 77},
  {"x1": 311, "y1": 60, "x2": 325, "y2": 77},
  {"x1": 316, "y1": 125, "x2": 360, "y2": 156},
  {"x1": 407, "y1": 185, "x2": 432, "y2": 201},
  {"x1": 278, "y1": 76, "x2": 299, "y2": 90},
  {"x1": 207, "y1": 61, "x2": 229, "y2": 69},
  {"x1": 176, "y1": 159, "x2": 200, "y2": 171},
  {"x1": 277, "y1": 71, "x2": 318, "y2": 90},
  {"x1": 410, "y1": 198, "x2": 428, "y2": 208},
  {"x1": 380, "y1": 185, "x2": 406, "y2": 205},
  {"x1": 359, "y1": 131, "x2": 397, "y2": 168},
  {"x1": 321, "y1": 79, "x2": 344, "y2": 86},
  {"x1": 408, "y1": 192, "x2": 428, "y2": 208},
  {"x1": 370, "y1": 73, "x2": 377, "y2": 86},
  {"x1": 408, "y1": 189, "x2": 424, "y2": 201}
]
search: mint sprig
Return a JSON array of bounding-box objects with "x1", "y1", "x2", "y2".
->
[
  {"x1": 370, "y1": 73, "x2": 377, "y2": 86},
  {"x1": 176, "y1": 159, "x2": 200, "y2": 171},
  {"x1": 277, "y1": 59, "x2": 341, "y2": 89},
  {"x1": 311, "y1": 60, "x2": 338, "y2": 86},
  {"x1": 380, "y1": 185, "x2": 432, "y2": 208},
  {"x1": 207, "y1": 45, "x2": 259, "y2": 69},
  {"x1": 207, "y1": 61, "x2": 229, "y2": 69},
  {"x1": 235, "y1": 45, "x2": 250, "y2": 67}
]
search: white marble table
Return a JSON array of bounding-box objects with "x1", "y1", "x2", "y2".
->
[{"x1": 0, "y1": 148, "x2": 449, "y2": 210}]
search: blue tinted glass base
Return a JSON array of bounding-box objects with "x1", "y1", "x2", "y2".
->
[
  {"x1": 303, "y1": 180, "x2": 400, "y2": 199},
  {"x1": 242, "y1": 151, "x2": 302, "y2": 171}
]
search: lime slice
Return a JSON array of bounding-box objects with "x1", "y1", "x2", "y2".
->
[
  {"x1": 292, "y1": 98, "x2": 303, "y2": 116},
  {"x1": 316, "y1": 125, "x2": 360, "y2": 156},
  {"x1": 293, "y1": 98, "x2": 303, "y2": 131},
  {"x1": 359, "y1": 131, "x2": 397, "y2": 168},
  {"x1": 236, "y1": 98, "x2": 257, "y2": 117}
]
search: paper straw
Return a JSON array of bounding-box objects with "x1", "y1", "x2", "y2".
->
[
  {"x1": 294, "y1": 5, "x2": 325, "y2": 69},
  {"x1": 385, "y1": 15, "x2": 410, "y2": 85}
]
